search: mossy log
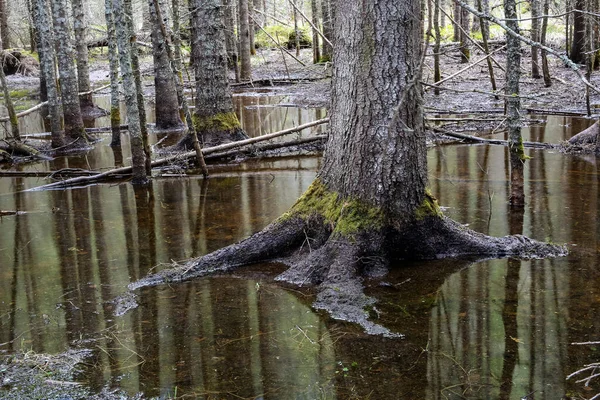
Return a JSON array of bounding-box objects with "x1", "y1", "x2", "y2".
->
[
  {"x1": 0, "y1": 140, "x2": 51, "y2": 160},
  {"x1": 568, "y1": 121, "x2": 599, "y2": 146}
]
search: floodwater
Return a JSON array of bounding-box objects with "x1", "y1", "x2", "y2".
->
[{"x1": 1, "y1": 101, "x2": 600, "y2": 399}]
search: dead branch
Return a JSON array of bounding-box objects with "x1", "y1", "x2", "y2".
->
[
  {"x1": 27, "y1": 118, "x2": 330, "y2": 191},
  {"x1": 250, "y1": 16, "x2": 306, "y2": 66},
  {"x1": 430, "y1": 126, "x2": 557, "y2": 148}
]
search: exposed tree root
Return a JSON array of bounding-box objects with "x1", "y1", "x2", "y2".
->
[{"x1": 126, "y1": 181, "x2": 566, "y2": 336}]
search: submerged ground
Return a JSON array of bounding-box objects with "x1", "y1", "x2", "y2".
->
[{"x1": 1, "y1": 47, "x2": 600, "y2": 399}]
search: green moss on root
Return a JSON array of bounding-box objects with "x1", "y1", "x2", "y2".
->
[
  {"x1": 280, "y1": 179, "x2": 384, "y2": 238},
  {"x1": 192, "y1": 111, "x2": 241, "y2": 133},
  {"x1": 415, "y1": 189, "x2": 443, "y2": 220}
]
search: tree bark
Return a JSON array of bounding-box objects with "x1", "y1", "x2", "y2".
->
[
  {"x1": 320, "y1": 0, "x2": 332, "y2": 61},
  {"x1": 531, "y1": 0, "x2": 541, "y2": 78},
  {"x1": 128, "y1": 0, "x2": 565, "y2": 336},
  {"x1": 71, "y1": 0, "x2": 95, "y2": 111},
  {"x1": 189, "y1": 0, "x2": 247, "y2": 146},
  {"x1": 311, "y1": 0, "x2": 320, "y2": 63},
  {"x1": 104, "y1": 0, "x2": 121, "y2": 146},
  {"x1": 149, "y1": 0, "x2": 184, "y2": 131},
  {"x1": 570, "y1": 0, "x2": 586, "y2": 63},
  {"x1": 0, "y1": 35, "x2": 18, "y2": 140},
  {"x1": 0, "y1": 0, "x2": 8, "y2": 49},
  {"x1": 223, "y1": 0, "x2": 240, "y2": 82},
  {"x1": 34, "y1": 0, "x2": 64, "y2": 147},
  {"x1": 112, "y1": 0, "x2": 148, "y2": 184},
  {"x1": 540, "y1": 0, "x2": 552, "y2": 86},
  {"x1": 505, "y1": 0, "x2": 526, "y2": 206},
  {"x1": 459, "y1": 0, "x2": 470, "y2": 62},
  {"x1": 124, "y1": 0, "x2": 151, "y2": 174},
  {"x1": 50, "y1": 0, "x2": 86, "y2": 140},
  {"x1": 239, "y1": 0, "x2": 252, "y2": 80}
]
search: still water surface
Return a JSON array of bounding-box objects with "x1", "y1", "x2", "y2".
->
[{"x1": 0, "y1": 107, "x2": 599, "y2": 398}]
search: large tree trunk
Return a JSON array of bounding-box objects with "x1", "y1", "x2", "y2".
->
[
  {"x1": 148, "y1": 0, "x2": 184, "y2": 132},
  {"x1": 129, "y1": 0, "x2": 564, "y2": 336},
  {"x1": 238, "y1": 0, "x2": 252, "y2": 80},
  {"x1": 50, "y1": 0, "x2": 86, "y2": 140},
  {"x1": 189, "y1": 0, "x2": 247, "y2": 146},
  {"x1": 71, "y1": 0, "x2": 95, "y2": 112},
  {"x1": 113, "y1": 0, "x2": 148, "y2": 184},
  {"x1": 105, "y1": 0, "x2": 121, "y2": 146},
  {"x1": 34, "y1": 0, "x2": 64, "y2": 147}
]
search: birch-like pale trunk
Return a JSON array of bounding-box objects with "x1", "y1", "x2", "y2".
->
[
  {"x1": 50, "y1": 0, "x2": 86, "y2": 140},
  {"x1": 112, "y1": 0, "x2": 148, "y2": 184}
]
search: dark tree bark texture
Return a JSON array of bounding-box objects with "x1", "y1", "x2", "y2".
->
[
  {"x1": 149, "y1": 0, "x2": 184, "y2": 132},
  {"x1": 570, "y1": 0, "x2": 586, "y2": 63},
  {"x1": 129, "y1": 0, "x2": 565, "y2": 335},
  {"x1": 190, "y1": 0, "x2": 247, "y2": 146}
]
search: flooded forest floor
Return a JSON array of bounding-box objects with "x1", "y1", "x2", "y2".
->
[{"x1": 1, "y1": 46, "x2": 600, "y2": 399}]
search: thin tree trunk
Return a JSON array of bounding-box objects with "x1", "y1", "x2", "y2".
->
[
  {"x1": 33, "y1": 0, "x2": 64, "y2": 147},
  {"x1": 190, "y1": 0, "x2": 247, "y2": 146},
  {"x1": 223, "y1": 0, "x2": 240, "y2": 82},
  {"x1": 0, "y1": 37, "x2": 18, "y2": 140},
  {"x1": 124, "y1": 0, "x2": 151, "y2": 174},
  {"x1": 311, "y1": 0, "x2": 320, "y2": 63},
  {"x1": 72, "y1": 0, "x2": 94, "y2": 111},
  {"x1": 50, "y1": 0, "x2": 86, "y2": 140},
  {"x1": 540, "y1": 0, "x2": 552, "y2": 86},
  {"x1": 531, "y1": 0, "x2": 541, "y2": 78},
  {"x1": 476, "y1": 0, "x2": 497, "y2": 97},
  {"x1": 30, "y1": 0, "x2": 47, "y2": 101},
  {"x1": 239, "y1": 0, "x2": 252, "y2": 80},
  {"x1": 292, "y1": 0, "x2": 300, "y2": 56},
  {"x1": 149, "y1": 0, "x2": 184, "y2": 131},
  {"x1": 434, "y1": 0, "x2": 441, "y2": 95},
  {"x1": 505, "y1": 0, "x2": 525, "y2": 206},
  {"x1": 320, "y1": 0, "x2": 332, "y2": 60},
  {"x1": 249, "y1": 0, "x2": 257, "y2": 55},
  {"x1": 112, "y1": 0, "x2": 148, "y2": 184},
  {"x1": 0, "y1": 0, "x2": 8, "y2": 49},
  {"x1": 459, "y1": 0, "x2": 470, "y2": 63},
  {"x1": 105, "y1": 0, "x2": 121, "y2": 146},
  {"x1": 453, "y1": 0, "x2": 461, "y2": 41}
]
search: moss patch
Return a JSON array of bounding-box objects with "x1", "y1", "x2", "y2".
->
[
  {"x1": 192, "y1": 111, "x2": 241, "y2": 133},
  {"x1": 282, "y1": 179, "x2": 385, "y2": 238},
  {"x1": 415, "y1": 189, "x2": 443, "y2": 220}
]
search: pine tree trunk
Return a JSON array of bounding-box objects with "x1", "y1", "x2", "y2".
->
[
  {"x1": 540, "y1": 0, "x2": 552, "y2": 86},
  {"x1": 570, "y1": 0, "x2": 586, "y2": 63},
  {"x1": 505, "y1": 0, "x2": 525, "y2": 206},
  {"x1": 105, "y1": 0, "x2": 121, "y2": 146},
  {"x1": 50, "y1": 0, "x2": 86, "y2": 140},
  {"x1": 223, "y1": 0, "x2": 240, "y2": 82},
  {"x1": 434, "y1": 0, "x2": 441, "y2": 95},
  {"x1": 149, "y1": 0, "x2": 184, "y2": 132},
  {"x1": 0, "y1": 36, "x2": 19, "y2": 140},
  {"x1": 190, "y1": 0, "x2": 247, "y2": 146},
  {"x1": 71, "y1": 0, "x2": 95, "y2": 111},
  {"x1": 0, "y1": 0, "x2": 8, "y2": 49},
  {"x1": 311, "y1": 0, "x2": 320, "y2": 63},
  {"x1": 531, "y1": 0, "x2": 541, "y2": 78},
  {"x1": 239, "y1": 0, "x2": 252, "y2": 80},
  {"x1": 124, "y1": 0, "x2": 151, "y2": 174},
  {"x1": 459, "y1": 0, "x2": 470, "y2": 62},
  {"x1": 34, "y1": 0, "x2": 64, "y2": 147},
  {"x1": 112, "y1": 0, "x2": 148, "y2": 184},
  {"x1": 320, "y1": 0, "x2": 332, "y2": 61}
]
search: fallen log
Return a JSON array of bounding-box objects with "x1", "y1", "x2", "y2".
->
[
  {"x1": 204, "y1": 135, "x2": 326, "y2": 161},
  {"x1": 0, "y1": 139, "x2": 53, "y2": 160},
  {"x1": 568, "y1": 121, "x2": 599, "y2": 146},
  {"x1": 27, "y1": 118, "x2": 330, "y2": 191}
]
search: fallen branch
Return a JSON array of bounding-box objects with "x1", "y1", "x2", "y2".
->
[
  {"x1": 251, "y1": 16, "x2": 306, "y2": 66},
  {"x1": 429, "y1": 45, "x2": 506, "y2": 87},
  {"x1": 204, "y1": 135, "x2": 326, "y2": 160},
  {"x1": 431, "y1": 126, "x2": 558, "y2": 148},
  {"x1": 288, "y1": 0, "x2": 333, "y2": 48},
  {"x1": 27, "y1": 118, "x2": 330, "y2": 190}
]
